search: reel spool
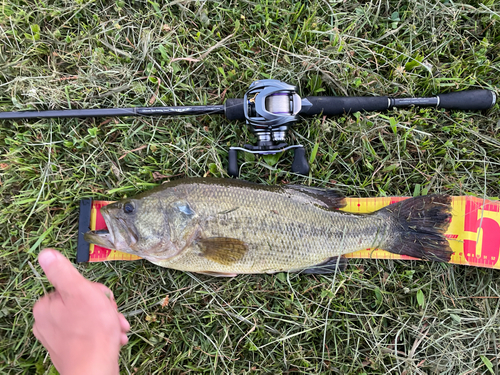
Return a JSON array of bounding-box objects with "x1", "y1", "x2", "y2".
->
[{"x1": 228, "y1": 79, "x2": 312, "y2": 177}]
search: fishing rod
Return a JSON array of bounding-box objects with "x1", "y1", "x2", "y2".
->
[{"x1": 1, "y1": 79, "x2": 496, "y2": 177}]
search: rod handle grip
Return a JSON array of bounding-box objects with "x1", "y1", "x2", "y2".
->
[
  {"x1": 437, "y1": 90, "x2": 496, "y2": 111},
  {"x1": 224, "y1": 99, "x2": 245, "y2": 120},
  {"x1": 300, "y1": 96, "x2": 390, "y2": 116}
]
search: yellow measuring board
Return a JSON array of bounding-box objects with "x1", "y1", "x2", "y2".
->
[{"x1": 87, "y1": 196, "x2": 500, "y2": 269}]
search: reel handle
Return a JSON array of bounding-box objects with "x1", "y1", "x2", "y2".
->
[{"x1": 228, "y1": 146, "x2": 309, "y2": 178}]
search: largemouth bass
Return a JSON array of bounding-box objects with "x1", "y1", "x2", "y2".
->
[{"x1": 84, "y1": 178, "x2": 453, "y2": 276}]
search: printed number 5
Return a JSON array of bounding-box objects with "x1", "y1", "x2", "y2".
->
[{"x1": 463, "y1": 201, "x2": 500, "y2": 266}]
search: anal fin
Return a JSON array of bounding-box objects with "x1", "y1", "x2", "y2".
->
[{"x1": 300, "y1": 256, "x2": 347, "y2": 274}]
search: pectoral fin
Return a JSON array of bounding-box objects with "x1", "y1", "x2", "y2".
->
[{"x1": 196, "y1": 237, "x2": 248, "y2": 266}]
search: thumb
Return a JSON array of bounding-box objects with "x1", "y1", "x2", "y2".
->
[{"x1": 38, "y1": 249, "x2": 89, "y2": 299}]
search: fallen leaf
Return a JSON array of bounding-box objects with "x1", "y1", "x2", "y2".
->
[
  {"x1": 153, "y1": 171, "x2": 169, "y2": 181},
  {"x1": 161, "y1": 295, "x2": 170, "y2": 308}
]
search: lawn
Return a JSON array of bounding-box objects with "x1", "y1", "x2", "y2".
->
[{"x1": 0, "y1": 0, "x2": 499, "y2": 374}]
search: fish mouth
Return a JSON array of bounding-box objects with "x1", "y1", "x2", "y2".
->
[
  {"x1": 83, "y1": 207, "x2": 138, "y2": 251},
  {"x1": 84, "y1": 207, "x2": 117, "y2": 249},
  {"x1": 84, "y1": 229, "x2": 115, "y2": 249},
  {"x1": 84, "y1": 206, "x2": 116, "y2": 248}
]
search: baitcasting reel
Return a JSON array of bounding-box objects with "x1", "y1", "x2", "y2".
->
[{"x1": 227, "y1": 80, "x2": 312, "y2": 177}]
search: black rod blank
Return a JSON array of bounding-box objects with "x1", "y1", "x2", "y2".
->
[{"x1": 0, "y1": 105, "x2": 225, "y2": 120}]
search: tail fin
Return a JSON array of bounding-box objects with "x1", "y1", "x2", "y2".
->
[{"x1": 379, "y1": 195, "x2": 453, "y2": 262}]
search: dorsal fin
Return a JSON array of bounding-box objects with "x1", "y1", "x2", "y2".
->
[{"x1": 284, "y1": 185, "x2": 346, "y2": 209}]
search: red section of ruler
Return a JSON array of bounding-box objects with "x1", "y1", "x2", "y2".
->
[{"x1": 89, "y1": 201, "x2": 112, "y2": 261}]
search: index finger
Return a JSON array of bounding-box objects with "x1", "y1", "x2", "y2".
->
[{"x1": 38, "y1": 249, "x2": 90, "y2": 299}]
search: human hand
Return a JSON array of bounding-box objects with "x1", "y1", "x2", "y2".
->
[{"x1": 33, "y1": 249, "x2": 130, "y2": 375}]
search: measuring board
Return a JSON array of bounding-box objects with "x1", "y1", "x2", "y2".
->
[{"x1": 77, "y1": 196, "x2": 500, "y2": 269}]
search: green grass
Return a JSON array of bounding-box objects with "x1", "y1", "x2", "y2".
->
[{"x1": 1, "y1": 0, "x2": 499, "y2": 373}]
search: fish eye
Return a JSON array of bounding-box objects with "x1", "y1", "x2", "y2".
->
[{"x1": 124, "y1": 202, "x2": 135, "y2": 214}]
